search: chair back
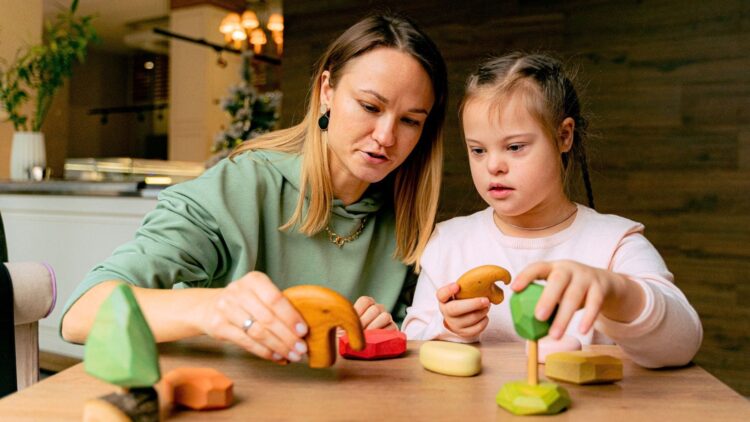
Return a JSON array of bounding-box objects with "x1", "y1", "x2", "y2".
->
[{"x1": 0, "y1": 259, "x2": 56, "y2": 397}]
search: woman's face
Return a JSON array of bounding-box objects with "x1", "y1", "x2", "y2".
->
[{"x1": 320, "y1": 47, "x2": 434, "y2": 199}]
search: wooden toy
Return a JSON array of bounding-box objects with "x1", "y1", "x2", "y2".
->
[
  {"x1": 339, "y1": 328, "x2": 407, "y2": 360},
  {"x1": 545, "y1": 351, "x2": 623, "y2": 384},
  {"x1": 83, "y1": 386, "x2": 159, "y2": 422},
  {"x1": 531, "y1": 335, "x2": 582, "y2": 363},
  {"x1": 282, "y1": 285, "x2": 365, "y2": 368},
  {"x1": 159, "y1": 367, "x2": 234, "y2": 410},
  {"x1": 419, "y1": 341, "x2": 481, "y2": 376},
  {"x1": 496, "y1": 283, "x2": 570, "y2": 415},
  {"x1": 84, "y1": 283, "x2": 160, "y2": 388},
  {"x1": 455, "y1": 265, "x2": 511, "y2": 304}
]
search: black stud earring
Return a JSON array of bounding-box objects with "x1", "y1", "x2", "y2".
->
[{"x1": 318, "y1": 110, "x2": 330, "y2": 131}]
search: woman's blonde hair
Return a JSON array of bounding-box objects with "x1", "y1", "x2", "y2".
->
[{"x1": 231, "y1": 13, "x2": 448, "y2": 270}]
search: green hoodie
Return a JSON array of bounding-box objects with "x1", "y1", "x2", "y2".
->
[{"x1": 61, "y1": 150, "x2": 414, "y2": 330}]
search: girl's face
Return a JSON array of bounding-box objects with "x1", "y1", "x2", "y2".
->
[
  {"x1": 462, "y1": 93, "x2": 571, "y2": 220},
  {"x1": 320, "y1": 47, "x2": 434, "y2": 200}
]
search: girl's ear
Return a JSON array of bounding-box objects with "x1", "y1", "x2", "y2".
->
[
  {"x1": 319, "y1": 70, "x2": 333, "y2": 108},
  {"x1": 558, "y1": 117, "x2": 575, "y2": 153}
]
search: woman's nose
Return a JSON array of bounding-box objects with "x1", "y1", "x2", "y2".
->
[{"x1": 372, "y1": 116, "x2": 396, "y2": 147}]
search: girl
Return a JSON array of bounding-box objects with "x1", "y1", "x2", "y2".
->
[
  {"x1": 402, "y1": 53, "x2": 702, "y2": 368},
  {"x1": 62, "y1": 13, "x2": 447, "y2": 365}
]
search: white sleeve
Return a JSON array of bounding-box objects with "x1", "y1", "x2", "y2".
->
[
  {"x1": 594, "y1": 232, "x2": 703, "y2": 368},
  {"x1": 401, "y1": 229, "x2": 474, "y2": 343}
]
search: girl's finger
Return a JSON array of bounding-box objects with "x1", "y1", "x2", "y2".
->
[
  {"x1": 442, "y1": 296, "x2": 489, "y2": 318},
  {"x1": 353, "y1": 296, "x2": 376, "y2": 315},
  {"x1": 436, "y1": 283, "x2": 460, "y2": 303},
  {"x1": 548, "y1": 281, "x2": 587, "y2": 339},
  {"x1": 511, "y1": 261, "x2": 553, "y2": 291},
  {"x1": 535, "y1": 267, "x2": 572, "y2": 321},
  {"x1": 578, "y1": 284, "x2": 604, "y2": 334},
  {"x1": 446, "y1": 305, "x2": 490, "y2": 329}
]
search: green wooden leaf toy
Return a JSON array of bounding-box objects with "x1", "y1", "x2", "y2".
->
[
  {"x1": 84, "y1": 283, "x2": 160, "y2": 387},
  {"x1": 510, "y1": 283, "x2": 554, "y2": 340}
]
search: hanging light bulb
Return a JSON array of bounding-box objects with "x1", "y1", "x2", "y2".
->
[
  {"x1": 267, "y1": 13, "x2": 284, "y2": 32},
  {"x1": 272, "y1": 31, "x2": 283, "y2": 55},
  {"x1": 219, "y1": 13, "x2": 241, "y2": 35},
  {"x1": 249, "y1": 28, "x2": 267, "y2": 54},
  {"x1": 241, "y1": 10, "x2": 260, "y2": 30}
]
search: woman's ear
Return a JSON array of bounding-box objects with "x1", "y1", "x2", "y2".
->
[
  {"x1": 558, "y1": 117, "x2": 575, "y2": 153},
  {"x1": 319, "y1": 70, "x2": 333, "y2": 108}
]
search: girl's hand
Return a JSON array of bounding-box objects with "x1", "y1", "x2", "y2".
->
[
  {"x1": 436, "y1": 282, "x2": 491, "y2": 338},
  {"x1": 200, "y1": 271, "x2": 309, "y2": 364},
  {"x1": 511, "y1": 260, "x2": 645, "y2": 339},
  {"x1": 354, "y1": 296, "x2": 398, "y2": 330}
]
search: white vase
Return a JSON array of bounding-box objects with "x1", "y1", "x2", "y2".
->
[{"x1": 10, "y1": 131, "x2": 46, "y2": 181}]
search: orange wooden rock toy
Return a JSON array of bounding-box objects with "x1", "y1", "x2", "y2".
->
[
  {"x1": 339, "y1": 329, "x2": 407, "y2": 360},
  {"x1": 158, "y1": 367, "x2": 233, "y2": 411}
]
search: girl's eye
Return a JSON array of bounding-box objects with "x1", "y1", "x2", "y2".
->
[
  {"x1": 469, "y1": 147, "x2": 485, "y2": 155},
  {"x1": 508, "y1": 144, "x2": 525, "y2": 152},
  {"x1": 360, "y1": 102, "x2": 379, "y2": 113}
]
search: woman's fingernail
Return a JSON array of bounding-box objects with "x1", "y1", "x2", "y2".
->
[
  {"x1": 295, "y1": 341, "x2": 307, "y2": 354},
  {"x1": 272, "y1": 353, "x2": 283, "y2": 361},
  {"x1": 288, "y1": 351, "x2": 301, "y2": 362},
  {"x1": 296, "y1": 323, "x2": 308, "y2": 336}
]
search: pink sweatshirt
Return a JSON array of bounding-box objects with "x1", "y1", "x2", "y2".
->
[{"x1": 402, "y1": 204, "x2": 703, "y2": 368}]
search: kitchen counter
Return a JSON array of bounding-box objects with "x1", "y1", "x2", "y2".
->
[{"x1": 0, "y1": 180, "x2": 162, "y2": 198}]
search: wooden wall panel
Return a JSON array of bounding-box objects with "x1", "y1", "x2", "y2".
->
[{"x1": 283, "y1": 0, "x2": 750, "y2": 395}]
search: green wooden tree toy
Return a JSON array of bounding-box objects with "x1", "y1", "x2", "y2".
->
[
  {"x1": 496, "y1": 283, "x2": 571, "y2": 415},
  {"x1": 83, "y1": 283, "x2": 161, "y2": 420}
]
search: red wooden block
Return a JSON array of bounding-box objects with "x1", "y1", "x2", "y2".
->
[{"x1": 339, "y1": 329, "x2": 407, "y2": 360}]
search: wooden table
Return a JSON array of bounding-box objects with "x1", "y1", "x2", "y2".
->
[{"x1": 1, "y1": 338, "x2": 748, "y2": 421}]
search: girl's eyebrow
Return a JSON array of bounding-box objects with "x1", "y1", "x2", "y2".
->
[
  {"x1": 359, "y1": 89, "x2": 429, "y2": 115},
  {"x1": 465, "y1": 133, "x2": 534, "y2": 144}
]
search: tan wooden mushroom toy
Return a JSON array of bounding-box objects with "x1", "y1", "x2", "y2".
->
[
  {"x1": 282, "y1": 285, "x2": 365, "y2": 368},
  {"x1": 455, "y1": 265, "x2": 511, "y2": 304}
]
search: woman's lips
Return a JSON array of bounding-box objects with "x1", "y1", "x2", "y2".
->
[{"x1": 360, "y1": 150, "x2": 389, "y2": 164}]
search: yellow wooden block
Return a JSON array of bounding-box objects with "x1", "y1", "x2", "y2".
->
[
  {"x1": 544, "y1": 351, "x2": 623, "y2": 384},
  {"x1": 419, "y1": 341, "x2": 481, "y2": 376}
]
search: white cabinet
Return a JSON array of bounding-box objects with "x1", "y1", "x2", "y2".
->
[{"x1": 0, "y1": 194, "x2": 157, "y2": 358}]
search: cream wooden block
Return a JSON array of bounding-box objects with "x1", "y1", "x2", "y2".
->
[
  {"x1": 419, "y1": 341, "x2": 481, "y2": 377},
  {"x1": 544, "y1": 351, "x2": 623, "y2": 384}
]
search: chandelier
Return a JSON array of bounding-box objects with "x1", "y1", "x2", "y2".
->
[{"x1": 219, "y1": 1, "x2": 283, "y2": 55}]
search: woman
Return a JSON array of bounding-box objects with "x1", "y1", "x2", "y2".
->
[{"x1": 61, "y1": 12, "x2": 447, "y2": 365}]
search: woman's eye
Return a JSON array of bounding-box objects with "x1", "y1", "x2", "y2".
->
[
  {"x1": 360, "y1": 102, "x2": 379, "y2": 113},
  {"x1": 402, "y1": 117, "x2": 421, "y2": 127}
]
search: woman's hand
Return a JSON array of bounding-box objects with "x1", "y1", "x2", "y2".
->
[
  {"x1": 436, "y1": 282, "x2": 491, "y2": 339},
  {"x1": 353, "y1": 296, "x2": 398, "y2": 330},
  {"x1": 511, "y1": 260, "x2": 646, "y2": 339},
  {"x1": 200, "y1": 271, "x2": 309, "y2": 364}
]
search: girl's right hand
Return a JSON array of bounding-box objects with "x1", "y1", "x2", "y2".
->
[
  {"x1": 200, "y1": 271, "x2": 309, "y2": 364},
  {"x1": 436, "y1": 283, "x2": 491, "y2": 338}
]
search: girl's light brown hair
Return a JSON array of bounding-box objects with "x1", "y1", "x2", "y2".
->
[
  {"x1": 231, "y1": 13, "x2": 448, "y2": 269},
  {"x1": 459, "y1": 52, "x2": 594, "y2": 208}
]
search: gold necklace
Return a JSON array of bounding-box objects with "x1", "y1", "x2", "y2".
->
[
  {"x1": 325, "y1": 217, "x2": 367, "y2": 248},
  {"x1": 501, "y1": 207, "x2": 578, "y2": 232}
]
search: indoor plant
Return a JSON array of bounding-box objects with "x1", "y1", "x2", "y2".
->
[{"x1": 0, "y1": 0, "x2": 97, "y2": 180}]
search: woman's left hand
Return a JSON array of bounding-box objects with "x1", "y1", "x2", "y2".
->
[
  {"x1": 353, "y1": 296, "x2": 398, "y2": 330},
  {"x1": 511, "y1": 260, "x2": 645, "y2": 339}
]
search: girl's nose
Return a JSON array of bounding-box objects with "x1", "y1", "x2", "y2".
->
[
  {"x1": 372, "y1": 116, "x2": 396, "y2": 147},
  {"x1": 487, "y1": 153, "x2": 508, "y2": 175}
]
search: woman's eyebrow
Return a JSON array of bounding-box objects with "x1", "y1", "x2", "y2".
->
[{"x1": 359, "y1": 89, "x2": 429, "y2": 115}]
